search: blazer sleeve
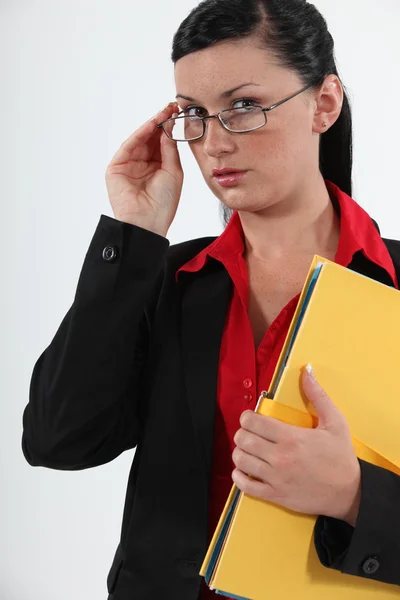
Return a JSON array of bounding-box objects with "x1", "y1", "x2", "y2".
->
[
  {"x1": 22, "y1": 214, "x2": 169, "y2": 471},
  {"x1": 314, "y1": 458, "x2": 400, "y2": 586}
]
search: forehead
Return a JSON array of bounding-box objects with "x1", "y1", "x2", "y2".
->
[{"x1": 174, "y1": 39, "x2": 293, "y2": 101}]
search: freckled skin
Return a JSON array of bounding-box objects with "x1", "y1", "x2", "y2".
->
[{"x1": 174, "y1": 37, "x2": 343, "y2": 344}]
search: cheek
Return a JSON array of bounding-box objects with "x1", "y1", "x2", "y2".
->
[
  {"x1": 284, "y1": 112, "x2": 315, "y2": 159},
  {"x1": 245, "y1": 131, "x2": 294, "y2": 174},
  {"x1": 188, "y1": 122, "x2": 311, "y2": 178},
  {"x1": 257, "y1": 125, "x2": 311, "y2": 173}
]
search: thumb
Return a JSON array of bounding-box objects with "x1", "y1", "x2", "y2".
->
[
  {"x1": 160, "y1": 113, "x2": 184, "y2": 178},
  {"x1": 301, "y1": 364, "x2": 342, "y2": 431}
]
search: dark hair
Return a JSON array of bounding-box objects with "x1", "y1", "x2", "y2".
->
[{"x1": 171, "y1": 0, "x2": 353, "y2": 226}]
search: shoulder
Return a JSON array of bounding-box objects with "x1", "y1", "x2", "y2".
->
[{"x1": 382, "y1": 236, "x2": 400, "y2": 265}]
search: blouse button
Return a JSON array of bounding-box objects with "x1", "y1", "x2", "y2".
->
[
  {"x1": 244, "y1": 393, "x2": 253, "y2": 403},
  {"x1": 243, "y1": 378, "x2": 253, "y2": 389}
]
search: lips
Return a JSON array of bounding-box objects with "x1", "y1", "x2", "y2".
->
[
  {"x1": 213, "y1": 170, "x2": 248, "y2": 187},
  {"x1": 212, "y1": 168, "x2": 246, "y2": 177}
]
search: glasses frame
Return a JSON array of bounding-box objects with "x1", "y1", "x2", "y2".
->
[{"x1": 157, "y1": 81, "x2": 316, "y2": 142}]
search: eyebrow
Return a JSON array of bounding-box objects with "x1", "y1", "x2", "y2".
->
[{"x1": 175, "y1": 82, "x2": 262, "y2": 102}]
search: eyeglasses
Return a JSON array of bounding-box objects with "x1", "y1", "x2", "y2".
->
[{"x1": 157, "y1": 82, "x2": 315, "y2": 142}]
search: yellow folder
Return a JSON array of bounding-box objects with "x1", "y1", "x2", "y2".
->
[{"x1": 200, "y1": 256, "x2": 400, "y2": 599}]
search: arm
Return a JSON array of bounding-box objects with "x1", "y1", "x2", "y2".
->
[
  {"x1": 22, "y1": 214, "x2": 169, "y2": 471},
  {"x1": 314, "y1": 458, "x2": 400, "y2": 586}
]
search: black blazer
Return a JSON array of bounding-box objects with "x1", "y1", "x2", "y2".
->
[{"x1": 22, "y1": 213, "x2": 400, "y2": 599}]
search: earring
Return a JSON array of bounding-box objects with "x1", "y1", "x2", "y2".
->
[{"x1": 322, "y1": 122, "x2": 327, "y2": 128}]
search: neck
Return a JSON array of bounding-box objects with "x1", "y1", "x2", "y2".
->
[{"x1": 239, "y1": 174, "x2": 340, "y2": 263}]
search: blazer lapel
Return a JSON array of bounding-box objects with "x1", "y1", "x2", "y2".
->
[{"x1": 179, "y1": 260, "x2": 232, "y2": 484}]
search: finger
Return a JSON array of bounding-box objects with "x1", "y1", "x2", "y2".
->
[
  {"x1": 301, "y1": 368, "x2": 343, "y2": 431},
  {"x1": 232, "y1": 446, "x2": 273, "y2": 479},
  {"x1": 109, "y1": 103, "x2": 179, "y2": 164},
  {"x1": 234, "y1": 429, "x2": 275, "y2": 463},
  {"x1": 160, "y1": 112, "x2": 183, "y2": 176},
  {"x1": 232, "y1": 468, "x2": 275, "y2": 499},
  {"x1": 240, "y1": 410, "x2": 300, "y2": 443},
  {"x1": 146, "y1": 102, "x2": 180, "y2": 126}
]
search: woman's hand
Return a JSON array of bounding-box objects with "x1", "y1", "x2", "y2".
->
[
  {"x1": 105, "y1": 101, "x2": 184, "y2": 237},
  {"x1": 232, "y1": 365, "x2": 361, "y2": 526}
]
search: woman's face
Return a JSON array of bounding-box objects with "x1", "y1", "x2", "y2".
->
[{"x1": 174, "y1": 38, "x2": 341, "y2": 213}]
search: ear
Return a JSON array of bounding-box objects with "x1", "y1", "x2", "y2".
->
[{"x1": 312, "y1": 75, "x2": 344, "y2": 134}]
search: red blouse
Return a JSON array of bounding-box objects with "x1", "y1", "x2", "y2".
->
[{"x1": 176, "y1": 181, "x2": 398, "y2": 600}]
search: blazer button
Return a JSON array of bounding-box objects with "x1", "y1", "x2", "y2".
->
[
  {"x1": 102, "y1": 245, "x2": 118, "y2": 261},
  {"x1": 362, "y1": 557, "x2": 380, "y2": 575}
]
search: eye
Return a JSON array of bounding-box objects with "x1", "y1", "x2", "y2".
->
[
  {"x1": 231, "y1": 98, "x2": 260, "y2": 111},
  {"x1": 181, "y1": 98, "x2": 260, "y2": 118},
  {"x1": 182, "y1": 106, "x2": 207, "y2": 118}
]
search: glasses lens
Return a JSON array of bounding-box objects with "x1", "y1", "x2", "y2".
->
[
  {"x1": 164, "y1": 115, "x2": 204, "y2": 141},
  {"x1": 162, "y1": 107, "x2": 266, "y2": 141},
  {"x1": 220, "y1": 106, "x2": 265, "y2": 131}
]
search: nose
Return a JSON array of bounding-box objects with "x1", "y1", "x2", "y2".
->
[{"x1": 202, "y1": 116, "x2": 236, "y2": 157}]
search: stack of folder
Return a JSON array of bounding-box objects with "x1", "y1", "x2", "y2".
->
[{"x1": 200, "y1": 255, "x2": 400, "y2": 599}]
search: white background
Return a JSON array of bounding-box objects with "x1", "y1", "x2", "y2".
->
[{"x1": 2, "y1": 1, "x2": 400, "y2": 598}]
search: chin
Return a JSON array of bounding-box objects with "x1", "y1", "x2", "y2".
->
[{"x1": 219, "y1": 194, "x2": 271, "y2": 214}]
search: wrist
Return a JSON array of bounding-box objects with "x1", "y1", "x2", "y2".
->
[
  {"x1": 115, "y1": 215, "x2": 169, "y2": 238},
  {"x1": 331, "y1": 462, "x2": 362, "y2": 526},
  {"x1": 340, "y1": 484, "x2": 361, "y2": 526}
]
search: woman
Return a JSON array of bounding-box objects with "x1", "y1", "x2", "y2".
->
[{"x1": 22, "y1": 0, "x2": 400, "y2": 598}]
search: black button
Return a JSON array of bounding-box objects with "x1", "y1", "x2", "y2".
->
[
  {"x1": 362, "y1": 557, "x2": 380, "y2": 575},
  {"x1": 102, "y1": 245, "x2": 118, "y2": 261}
]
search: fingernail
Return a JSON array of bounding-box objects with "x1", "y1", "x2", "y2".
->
[{"x1": 306, "y1": 363, "x2": 316, "y2": 380}]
